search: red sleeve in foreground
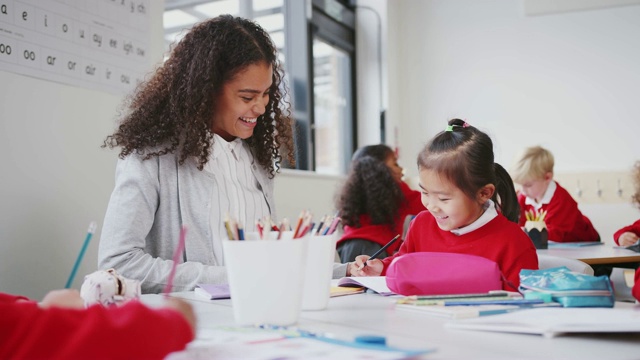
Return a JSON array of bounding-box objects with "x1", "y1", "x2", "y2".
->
[{"x1": 1, "y1": 299, "x2": 193, "y2": 360}]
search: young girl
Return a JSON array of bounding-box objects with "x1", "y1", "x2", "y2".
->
[
  {"x1": 350, "y1": 119, "x2": 538, "y2": 290},
  {"x1": 335, "y1": 145, "x2": 425, "y2": 262},
  {"x1": 613, "y1": 161, "x2": 640, "y2": 247}
]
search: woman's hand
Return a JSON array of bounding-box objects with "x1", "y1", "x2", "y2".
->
[
  {"x1": 618, "y1": 232, "x2": 639, "y2": 246},
  {"x1": 349, "y1": 255, "x2": 383, "y2": 277}
]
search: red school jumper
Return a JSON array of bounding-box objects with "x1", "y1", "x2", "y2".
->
[
  {"x1": 613, "y1": 219, "x2": 640, "y2": 245},
  {"x1": 337, "y1": 181, "x2": 426, "y2": 255},
  {"x1": 518, "y1": 181, "x2": 600, "y2": 243},
  {"x1": 0, "y1": 293, "x2": 193, "y2": 360},
  {"x1": 381, "y1": 211, "x2": 539, "y2": 291}
]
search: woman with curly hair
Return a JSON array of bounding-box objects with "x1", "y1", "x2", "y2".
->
[
  {"x1": 98, "y1": 15, "x2": 295, "y2": 294},
  {"x1": 335, "y1": 144, "x2": 425, "y2": 263}
]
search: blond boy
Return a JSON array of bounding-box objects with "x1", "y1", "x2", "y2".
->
[{"x1": 511, "y1": 146, "x2": 599, "y2": 243}]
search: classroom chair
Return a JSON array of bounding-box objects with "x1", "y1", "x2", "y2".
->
[{"x1": 537, "y1": 254, "x2": 594, "y2": 275}]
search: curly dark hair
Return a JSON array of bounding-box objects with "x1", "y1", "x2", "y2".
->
[
  {"x1": 102, "y1": 15, "x2": 295, "y2": 177},
  {"x1": 336, "y1": 145, "x2": 404, "y2": 229}
]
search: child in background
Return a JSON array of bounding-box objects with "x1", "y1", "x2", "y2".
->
[
  {"x1": 1, "y1": 289, "x2": 195, "y2": 359},
  {"x1": 612, "y1": 161, "x2": 640, "y2": 301},
  {"x1": 350, "y1": 119, "x2": 538, "y2": 291},
  {"x1": 613, "y1": 161, "x2": 640, "y2": 247},
  {"x1": 335, "y1": 145, "x2": 425, "y2": 263},
  {"x1": 511, "y1": 146, "x2": 600, "y2": 243}
]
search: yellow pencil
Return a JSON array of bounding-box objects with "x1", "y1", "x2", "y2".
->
[{"x1": 224, "y1": 214, "x2": 235, "y2": 240}]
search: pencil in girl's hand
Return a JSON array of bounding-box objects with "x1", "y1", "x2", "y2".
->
[
  {"x1": 163, "y1": 225, "x2": 187, "y2": 297},
  {"x1": 361, "y1": 234, "x2": 401, "y2": 270}
]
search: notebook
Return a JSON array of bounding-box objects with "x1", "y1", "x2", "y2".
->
[
  {"x1": 330, "y1": 286, "x2": 365, "y2": 297},
  {"x1": 337, "y1": 276, "x2": 395, "y2": 296},
  {"x1": 395, "y1": 292, "x2": 559, "y2": 319},
  {"x1": 195, "y1": 284, "x2": 231, "y2": 300}
]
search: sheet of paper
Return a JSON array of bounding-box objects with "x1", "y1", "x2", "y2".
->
[
  {"x1": 166, "y1": 326, "x2": 432, "y2": 360},
  {"x1": 446, "y1": 307, "x2": 640, "y2": 337}
]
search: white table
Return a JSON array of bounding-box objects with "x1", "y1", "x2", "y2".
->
[
  {"x1": 538, "y1": 245, "x2": 640, "y2": 267},
  {"x1": 143, "y1": 292, "x2": 640, "y2": 359}
]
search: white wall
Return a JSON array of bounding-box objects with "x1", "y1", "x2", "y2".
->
[
  {"x1": 387, "y1": 0, "x2": 640, "y2": 242},
  {"x1": 389, "y1": 0, "x2": 640, "y2": 174},
  {"x1": 0, "y1": 2, "x2": 166, "y2": 299}
]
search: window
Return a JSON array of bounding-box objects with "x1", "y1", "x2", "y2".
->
[{"x1": 163, "y1": 0, "x2": 356, "y2": 175}]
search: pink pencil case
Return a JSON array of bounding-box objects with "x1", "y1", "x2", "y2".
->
[{"x1": 385, "y1": 252, "x2": 503, "y2": 296}]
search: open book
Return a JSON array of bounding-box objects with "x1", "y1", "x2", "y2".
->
[
  {"x1": 337, "y1": 276, "x2": 395, "y2": 296},
  {"x1": 446, "y1": 307, "x2": 640, "y2": 337}
]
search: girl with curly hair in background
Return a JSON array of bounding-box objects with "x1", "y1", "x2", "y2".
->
[
  {"x1": 335, "y1": 144, "x2": 425, "y2": 263},
  {"x1": 98, "y1": 15, "x2": 295, "y2": 294}
]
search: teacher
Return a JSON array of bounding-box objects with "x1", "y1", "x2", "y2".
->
[{"x1": 98, "y1": 15, "x2": 295, "y2": 293}]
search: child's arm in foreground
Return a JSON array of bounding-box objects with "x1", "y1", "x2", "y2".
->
[{"x1": 1, "y1": 290, "x2": 196, "y2": 359}]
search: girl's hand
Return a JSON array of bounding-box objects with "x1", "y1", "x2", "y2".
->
[
  {"x1": 39, "y1": 289, "x2": 85, "y2": 309},
  {"x1": 349, "y1": 256, "x2": 383, "y2": 276},
  {"x1": 618, "y1": 232, "x2": 639, "y2": 246}
]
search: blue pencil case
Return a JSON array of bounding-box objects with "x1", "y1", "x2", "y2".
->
[{"x1": 518, "y1": 266, "x2": 614, "y2": 308}]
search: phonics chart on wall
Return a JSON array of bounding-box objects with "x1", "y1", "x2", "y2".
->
[{"x1": 0, "y1": 0, "x2": 151, "y2": 95}]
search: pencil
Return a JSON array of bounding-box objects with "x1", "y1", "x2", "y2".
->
[
  {"x1": 361, "y1": 234, "x2": 400, "y2": 269},
  {"x1": 237, "y1": 222, "x2": 245, "y2": 241},
  {"x1": 65, "y1": 221, "x2": 97, "y2": 288},
  {"x1": 163, "y1": 225, "x2": 187, "y2": 297},
  {"x1": 224, "y1": 214, "x2": 235, "y2": 240},
  {"x1": 314, "y1": 215, "x2": 326, "y2": 235}
]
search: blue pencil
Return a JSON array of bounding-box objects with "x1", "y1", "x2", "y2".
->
[{"x1": 65, "y1": 221, "x2": 97, "y2": 288}]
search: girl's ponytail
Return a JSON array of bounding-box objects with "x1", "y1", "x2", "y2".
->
[{"x1": 493, "y1": 163, "x2": 520, "y2": 223}]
